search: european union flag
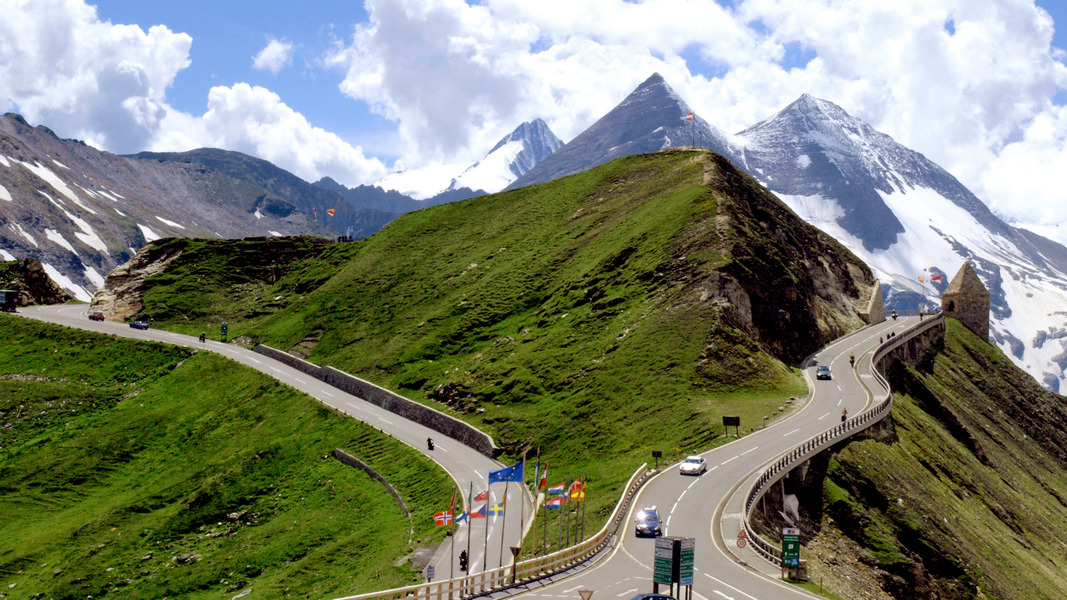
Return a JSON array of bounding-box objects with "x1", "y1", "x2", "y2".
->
[{"x1": 488, "y1": 461, "x2": 524, "y2": 484}]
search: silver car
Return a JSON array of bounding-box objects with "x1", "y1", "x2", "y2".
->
[{"x1": 679, "y1": 455, "x2": 707, "y2": 475}]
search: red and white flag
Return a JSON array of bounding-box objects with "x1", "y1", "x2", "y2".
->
[
  {"x1": 474, "y1": 489, "x2": 488, "y2": 502},
  {"x1": 685, "y1": 112, "x2": 694, "y2": 121},
  {"x1": 434, "y1": 510, "x2": 453, "y2": 526},
  {"x1": 931, "y1": 275, "x2": 942, "y2": 282},
  {"x1": 538, "y1": 465, "x2": 547, "y2": 491}
]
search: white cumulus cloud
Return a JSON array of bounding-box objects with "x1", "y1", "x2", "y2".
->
[{"x1": 253, "y1": 37, "x2": 294, "y2": 74}]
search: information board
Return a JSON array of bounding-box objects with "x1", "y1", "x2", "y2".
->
[
  {"x1": 782, "y1": 527, "x2": 800, "y2": 568},
  {"x1": 653, "y1": 537, "x2": 674, "y2": 584},
  {"x1": 678, "y1": 537, "x2": 695, "y2": 586}
]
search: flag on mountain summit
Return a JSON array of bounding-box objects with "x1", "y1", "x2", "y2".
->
[
  {"x1": 488, "y1": 461, "x2": 524, "y2": 484},
  {"x1": 931, "y1": 274, "x2": 943, "y2": 282},
  {"x1": 685, "y1": 112, "x2": 694, "y2": 121},
  {"x1": 434, "y1": 510, "x2": 453, "y2": 526},
  {"x1": 474, "y1": 489, "x2": 488, "y2": 502},
  {"x1": 326, "y1": 208, "x2": 336, "y2": 216},
  {"x1": 547, "y1": 483, "x2": 565, "y2": 496},
  {"x1": 918, "y1": 275, "x2": 925, "y2": 283}
]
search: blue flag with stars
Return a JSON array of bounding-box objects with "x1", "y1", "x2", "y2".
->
[{"x1": 488, "y1": 461, "x2": 524, "y2": 484}]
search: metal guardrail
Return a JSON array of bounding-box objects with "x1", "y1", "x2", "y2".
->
[
  {"x1": 740, "y1": 313, "x2": 945, "y2": 565},
  {"x1": 333, "y1": 463, "x2": 655, "y2": 600}
]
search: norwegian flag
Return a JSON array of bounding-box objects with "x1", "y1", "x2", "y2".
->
[
  {"x1": 474, "y1": 489, "x2": 488, "y2": 502},
  {"x1": 434, "y1": 511, "x2": 453, "y2": 526}
]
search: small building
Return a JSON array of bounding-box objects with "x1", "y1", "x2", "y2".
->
[{"x1": 940, "y1": 263, "x2": 989, "y2": 340}]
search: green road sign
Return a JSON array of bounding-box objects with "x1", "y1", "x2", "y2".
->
[
  {"x1": 653, "y1": 537, "x2": 673, "y2": 584},
  {"x1": 782, "y1": 527, "x2": 800, "y2": 568},
  {"x1": 678, "y1": 537, "x2": 695, "y2": 586}
]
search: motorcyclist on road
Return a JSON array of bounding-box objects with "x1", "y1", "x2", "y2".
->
[
  {"x1": 849, "y1": 353, "x2": 855, "y2": 367},
  {"x1": 841, "y1": 408, "x2": 848, "y2": 422},
  {"x1": 427, "y1": 437, "x2": 434, "y2": 450}
]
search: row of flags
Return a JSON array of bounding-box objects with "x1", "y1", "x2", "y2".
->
[
  {"x1": 312, "y1": 207, "x2": 337, "y2": 217},
  {"x1": 918, "y1": 274, "x2": 942, "y2": 283},
  {"x1": 432, "y1": 459, "x2": 587, "y2": 526}
]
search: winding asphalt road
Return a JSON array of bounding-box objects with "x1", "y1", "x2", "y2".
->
[
  {"x1": 14, "y1": 305, "x2": 530, "y2": 583},
  {"x1": 16, "y1": 304, "x2": 914, "y2": 598},
  {"x1": 492, "y1": 316, "x2": 917, "y2": 600}
]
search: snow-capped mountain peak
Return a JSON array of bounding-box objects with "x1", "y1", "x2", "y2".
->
[
  {"x1": 374, "y1": 119, "x2": 563, "y2": 200},
  {"x1": 735, "y1": 94, "x2": 1067, "y2": 392}
]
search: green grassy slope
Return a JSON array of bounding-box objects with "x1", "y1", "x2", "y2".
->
[
  {"x1": 128, "y1": 149, "x2": 877, "y2": 543},
  {"x1": 813, "y1": 319, "x2": 1067, "y2": 600},
  {"x1": 0, "y1": 316, "x2": 453, "y2": 599}
]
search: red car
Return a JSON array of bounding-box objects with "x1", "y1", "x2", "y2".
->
[{"x1": 88, "y1": 312, "x2": 105, "y2": 321}]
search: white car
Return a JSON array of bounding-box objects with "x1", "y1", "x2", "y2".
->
[{"x1": 679, "y1": 455, "x2": 707, "y2": 475}]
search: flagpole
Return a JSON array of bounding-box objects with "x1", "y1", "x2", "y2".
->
[
  {"x1": 466, "y1": 482, "x2": 473, "y2": 575},
  {"x1": 580, "y1": 475, "x2": 586, "y2": 541},
  {"x1": 483, "y1": 489, "x2": 490, "y2": 574},
  {"x1": 499, "y1": 480, "x2": 509, "y2": 568},
  {"x1": 449, "y1": 489, "x2": 456, "y2": 582},
  {"x1": 532, "y1": 451, "x2": 539, "y2": 557}
]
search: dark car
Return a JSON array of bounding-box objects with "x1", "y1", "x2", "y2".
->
[
  {"x1": 88, "y1": 312, "x2": 105, "y2": 321},
  {"x1": 630, "y1": 595, "x2": 676, "y2": 600},
  {"x1": 129, "y1": 320, "x2": 150, "y2": 330},
  {"x1": 816, "y1": 365, "x2": 832, "y2": 380},
  {"x1": 634, "y1": 507, "x2": 662, "y2": 537}
]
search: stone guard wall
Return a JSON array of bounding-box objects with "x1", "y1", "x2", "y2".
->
[{"x1": 254, "y1": 344, "x2": 500, "y2": 458}]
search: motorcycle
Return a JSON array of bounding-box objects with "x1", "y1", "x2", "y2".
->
[{"x1": 427, "y1": 437, "x2": 434, "y2": 451}]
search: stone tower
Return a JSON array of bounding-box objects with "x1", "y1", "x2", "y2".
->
[{"x1": 940, "y1": 262, "x2": 990, "y2": 340}]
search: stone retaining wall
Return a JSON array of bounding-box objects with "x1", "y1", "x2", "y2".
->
[
  {"x1": 333, "y1": 448, "x2": 410, "y2": 516},
  {"x1": 254, "y1": 344, "x2": 499, "y2": 458}
]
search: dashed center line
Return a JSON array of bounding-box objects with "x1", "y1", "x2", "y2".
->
[
  {"x1": 616, "y1": 589, "x2": 638, "y2": 597},
  {"x1": 738, "y1": 446, "x2": 758, "y2": 456},
  {"x1": 380, "y1": 417, "x2": 394, "y2": 425},
  {"x1": 321, "y1": 391, "x2": 334, "y2": 398},
  {"x1": 721, "y1": 456, "x2": 738, "y2": 465},
  {"x1": 782, "y1": 428, "x2": 800, "y2": 437},
  {"x1": 292, "y1": 377, "x2": 307, "y2": 385},
  {"x1": 247, "y1": 357, "x2": 262, "y2": 364}
]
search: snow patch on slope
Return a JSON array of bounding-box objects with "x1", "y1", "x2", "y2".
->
[
  {"x1": 42, "y1": 263, "x2": 91, "y2": 302},
  {"x1": 9, "y1": 223, "x2": 37, "y2": 247},
  {"x1": 138, "y1": 224, "x2": 161, "y2": 242},
  {"x1": 20, "y1": 160, "x2": 96, "y2": 213},
  {"x1": 0, "y1": 249, "x2": 14, "y2": 261},
  {"x1": 63, "y1": 210, "x2": 109, "y2": 255},
  {"x1": 84, "y1": 265, "x2": 105, "y2": 290},
  {"x1": 0, "y1": 184, "x2": 10, "y2": 201},
  {"x1": 155, "y1": 216, "x2": 185, "y2": 229},
  {"x1": 45, "y1": 229, "x2": 78, "y2": 255}
]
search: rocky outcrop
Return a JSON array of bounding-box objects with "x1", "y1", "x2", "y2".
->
[
  {"x1": 89, "y1": 240, "x2": 183, "y2": 321},
  {"x1": 0, "y1": 258, "x2": 72, "y2": 305}
]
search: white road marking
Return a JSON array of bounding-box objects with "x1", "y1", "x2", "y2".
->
[
  {"x1": 617, "y1": 589, "x2": 638, "y2": 597},
  {"x1": 818, "y1": 413, "x2": 829, "y2": 420},
  {"x1": 837, "y1": 398, "x2": 842, "y2": 406},
  {"x1": 704, "y1": 574, "x2": 759, "y2": 600},
  {"x1": 292, "y1": 377, "x2": 307, "y2": 385},
  {"x1": 722, "y1": 455, "x2": 739, "y2": 465},
  {"x1": 713, "y1": 592, "x2": 734, "y2": 600},
  {"x1": 247, "y1": 357, "x2": 261, "y2": 364},
  {"x1": 563, "y1": 586, "x2": 583, "y2": 593},
  {"x1": 782, "y1": 428, "x2": 800, "y2": 437},
  {"x1": 321, "y1": 390, "x2": 334, "y2": 397},
  {"x1": 739, "y1": 446, "x2": 758, "y2": 456},
  {"x1": 380, "y1": 417, "x2": 394, "y2": 425}
]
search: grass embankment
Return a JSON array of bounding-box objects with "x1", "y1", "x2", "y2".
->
[
  {"x1": 0, "y1": 316, "x2": 453, "y2": 599},
  {"x1": 812, "y1": 319, "x2": 1067, "y2": 599},
  {"x1": 131, "y1": 150, "x2": 874, "y2": 551}
]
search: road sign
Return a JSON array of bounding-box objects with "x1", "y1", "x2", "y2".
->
[
  {"x1": 678, "y1": 537, "x2": 695, "y2": 586},
  {"x1": 578, "y1": 591, "x2": 593, "y2": 600},
  {"x1": 653, "y1": 537, "x2": 673, "y2": 584},
  {"x1": 427, "y1": 565, "x2": 435, "y2": 582},
  {"x1": 782, "y1": 527, "x2": 800, "y2": 568}
]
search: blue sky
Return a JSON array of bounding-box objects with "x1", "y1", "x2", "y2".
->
[{"x1": 4, "y1": 1, "x2": 1067, "y2": 243}]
